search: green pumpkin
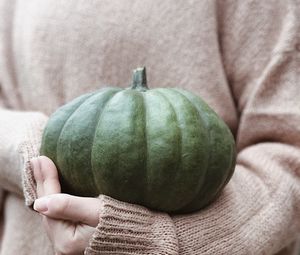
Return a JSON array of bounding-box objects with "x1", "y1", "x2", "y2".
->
[{"x1": 40, "y1": 67, "x2": 236, "y2": 213}]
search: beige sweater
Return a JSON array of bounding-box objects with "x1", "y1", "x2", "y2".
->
[{"x1": 0, "y1": 0, "x2": 300, "y2": 254}]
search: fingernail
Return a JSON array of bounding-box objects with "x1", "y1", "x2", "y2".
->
[{"x1": 34, "y1": 197, "x2": 49, "y2": 212}]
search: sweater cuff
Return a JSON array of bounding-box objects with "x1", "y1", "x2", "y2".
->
[
  {"x1": 17, "y1": 112, "x2": 48, "y2": 207},
  {"x1": 85, "y1": 195, "x2": 178, "y2": 255}
]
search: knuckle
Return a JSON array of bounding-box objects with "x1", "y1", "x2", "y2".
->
[{"x1": 48, "y1": 194, "x2": 71, "y2": 215}]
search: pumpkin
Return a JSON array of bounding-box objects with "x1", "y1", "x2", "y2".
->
[{"x1": 40, "y1": 67, "x2": 236, "y2": 213}]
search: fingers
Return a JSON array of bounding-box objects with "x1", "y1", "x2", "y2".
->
[
  {"x1": 31, "y1": 156, "x2": 61, "y2": 197},
  {"x1": 32, "y1": 156, "x2": 96, "y2": 254},
  {"x1": 34, "y1": 194, "x2": 101, "y2": 227},
  {"x1": 31, "y1": 157, "x2": 44, "y2": 196},
  {"x1": 32, "y1": 156, "x2": 100, "y2": 226},
  {"x1": 39, "y1": 156, "x2": 61, "y2": 195}
]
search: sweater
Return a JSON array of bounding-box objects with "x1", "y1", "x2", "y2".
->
[{"x1": 0, "y1": 0, "x2": 300, "y2": 254}]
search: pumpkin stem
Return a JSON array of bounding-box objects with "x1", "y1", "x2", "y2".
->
[{"x1": 131, "y1": 67, "x2": 149, "y2": 91}]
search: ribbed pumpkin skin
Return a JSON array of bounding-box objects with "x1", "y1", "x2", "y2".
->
[{"x1": 40, "y1": 85, "x2": 236, "y2": 213}]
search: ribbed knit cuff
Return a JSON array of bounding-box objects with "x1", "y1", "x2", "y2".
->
[
  {"x1": 85, "y1": 195, "x2": 178, "y2": 255},
  {"x1": 17, "y1": 112, "x2": 48, "y2": 207}
]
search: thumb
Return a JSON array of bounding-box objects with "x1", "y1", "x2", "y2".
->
[
  {"x1": 34, "y1": 194, "x2": 102, "y2": 227},
  {"x1": 31, "y1": 156, "x2": 61, "y2": 197}
]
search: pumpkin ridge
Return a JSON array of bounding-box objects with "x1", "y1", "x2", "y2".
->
[
  {"x1": 142, "y1": 90, "x2": 182, "y2": 210},
  {"x1": 158, "y1": 88, "x2": 213, "y2": 210},
  {"x1": 213, "y1": 136, "x2": 235, "y2": 191},
  {"x1": 153, "y1": 89, "x2": 182, "y2": 182},
  {"x1": 56, "y1": 89, "x2": 117, "y2": 195},
  {"x1": 171, "y1": 88, "x2": 216, "y2": 211},
  {"x1": 41, "y1": 92, "x2": 95, "y2": 164},
  {"x1": 201, "y1": 121, "x2": 235, "y2": 207},
  {"x1": 90, "y1": 89, "x2": 122, "y2": 193},
  {"x1": 140, "y1": 91, "x2": 149, "y2": 203},
  {"x1": 149, "y1": 89, "x2": 182, "y2": 209},
  {"x1": 172, "y1": 88, "x2": 235, "y2": 211},
  {"x1": 55, "y1": 92, "x2": 96, "y2": 163},
  {"x1": 155, "y1": 88, "x2": 205, "y2": 210},
  {"x1": 171, "y1": 88, "x2": 211, "y2": 196},
  {"x1": 224, "y1": 144, "x2": 236, "y2": 185},
  {"x1": 92, "y1": 89, "x2": 149, "y2": 203}
]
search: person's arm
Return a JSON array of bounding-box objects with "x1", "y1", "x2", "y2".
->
[
  {"x1": 22, "y1": 1, "x2": 300, "y2": 254},
  {"x1": 85, "y1": 1, "x2": 300, "y2": 254},
  {"x1": 0, "y1": 87, "x2": 48, "y2": 202}
]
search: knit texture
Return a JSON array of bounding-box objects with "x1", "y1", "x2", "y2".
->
[
  {"x1": 0, "y1": 109, "x2": 47, "y2": 199},
  {"x1": 18, "y1": 111, "x2": 48, "y2": 206},
  {"x1": 85, "y1": 195, "x2": 178, "y2": 255},
  {"x1": 0, "y1": 0, "x2": 300, "y2": 254}
]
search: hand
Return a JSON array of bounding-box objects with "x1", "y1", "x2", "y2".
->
[{"x1": 31, "y1": 156, "x2": 102, "y2": 255}]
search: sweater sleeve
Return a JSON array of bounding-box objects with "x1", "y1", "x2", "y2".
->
[
  {"x1": 0, "y1": 103, "x2": 48, "y2": 205},
  {"x1": 85, "y1": 1, "x2": 300, "y2": 255}
]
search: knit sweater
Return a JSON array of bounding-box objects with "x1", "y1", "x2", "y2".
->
[{"x1": 0, "y1": 0, "x2": 300, "y2": 254}]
